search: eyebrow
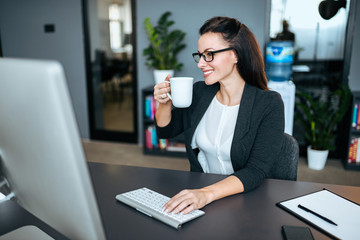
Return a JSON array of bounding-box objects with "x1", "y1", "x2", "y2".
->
[{"x1": 197, "y1": 48, "x2": 216, "y2": 53}]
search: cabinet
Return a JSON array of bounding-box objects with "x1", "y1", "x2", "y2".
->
[
  {"x1": 344, "y1": 91, "x2": 360, "y2": 170},
  {"x1": 142, "y1": 86, "x2": 187, "y2": 157}
]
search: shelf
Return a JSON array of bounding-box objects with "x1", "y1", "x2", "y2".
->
[
  {"x1": 142, "y1": 86, "x2": 154, "y2": 94},
  {"x1": 342, "y1": 160, "x2": 360, "y2": 170},
  {"x1": 351, "y1": 129, "x2": 360, "y2": 134},
  {"x1": 144, "y1": 119, "x2": 154, "y2": 124},
  {"x1": 142, "y1": 86, "x2": 187, "y2": 158},
  {"x1": 345, "y1": 91, "x2": 360, "y2": 171}
]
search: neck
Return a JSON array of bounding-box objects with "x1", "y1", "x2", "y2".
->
[{"x1": 217, "y1": 77, "x2": 245, "y2": 106}]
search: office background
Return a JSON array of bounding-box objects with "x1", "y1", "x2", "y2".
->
[
  {"x1": 0, "y1": 0, "x2": 359, "y2": 144},
  {"x1": 1, "y1": 2, "x2": 360, "y2": 238}
]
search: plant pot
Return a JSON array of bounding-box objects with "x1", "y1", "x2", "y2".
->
[
  {"x1": 307, "y1": 146, "x2": 329, "y2": 170},
  {"x1": 153, "y1": 69, "x2": 174, "y2": 85}
]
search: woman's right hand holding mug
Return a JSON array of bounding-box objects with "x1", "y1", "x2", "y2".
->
[
  {"x1": 154, "y1": 75, "x2": 172, "y2": 127},
  {"x1": 154, "y1": 74, "x2": 171, "y2": 104}
]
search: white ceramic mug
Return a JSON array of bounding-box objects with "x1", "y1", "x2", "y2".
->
[{"x1": 167, "y1": 77, "x2": 194, "y2": 108}]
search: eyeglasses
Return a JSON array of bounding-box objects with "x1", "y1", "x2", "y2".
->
[{"x1": 192, "y1": 47, "x2": 234, "y2": 63}]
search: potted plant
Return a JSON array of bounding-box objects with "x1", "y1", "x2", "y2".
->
[
  {"x1": 143, "y1": 11, "x2": 186, "y2": 85},
  {"x1": 295, "y1": 84, "x2": 351, "y2": 170}
]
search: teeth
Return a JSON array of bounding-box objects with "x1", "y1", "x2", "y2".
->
[{"x1": 204, "y1": 71, "x2": 213, "y2": 74}]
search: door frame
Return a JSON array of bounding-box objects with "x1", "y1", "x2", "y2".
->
[{"x1": 82, "y1": 0, "x2": 138, "y2": 143}]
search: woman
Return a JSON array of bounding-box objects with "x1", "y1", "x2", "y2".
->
[{"x1": 154, "y1": 17, "x2": 284, "y2": 215}]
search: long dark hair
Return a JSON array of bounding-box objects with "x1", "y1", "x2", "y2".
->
[{"x1": 200, "y1": 17, "x2": 268, "y2": 90}]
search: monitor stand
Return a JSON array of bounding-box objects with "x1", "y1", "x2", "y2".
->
[{"x1": 0, "y1": 175, "x2": 13, "y2": 204}]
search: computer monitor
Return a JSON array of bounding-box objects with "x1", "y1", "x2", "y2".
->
[{"x1": 0, "y1": 58, "x2": 106, "y2": 240}]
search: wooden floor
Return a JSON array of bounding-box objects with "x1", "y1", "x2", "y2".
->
[{"x1": 83, "y1": 140, "x2": 360, "y2": 187}]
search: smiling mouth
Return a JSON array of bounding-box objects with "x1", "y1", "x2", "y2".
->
[{"x1": 203, "y1": 70, "x2": 214, "y2": 77}]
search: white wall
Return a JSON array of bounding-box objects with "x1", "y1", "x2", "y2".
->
[
  {"x1": 136, "y1": 0, "x2": 268, "y2": 142},
  {"x1": 0, "y1": 0, "x2": 89, "y2": 138}
]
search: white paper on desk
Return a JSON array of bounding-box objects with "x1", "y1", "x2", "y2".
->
[{"x1": 279, "y1": 189, "x2": 360, "y2": 240}]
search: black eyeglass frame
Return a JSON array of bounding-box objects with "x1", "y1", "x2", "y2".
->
[{"x1": 192, "y1": 47, "x2": 234, "y2": 63}]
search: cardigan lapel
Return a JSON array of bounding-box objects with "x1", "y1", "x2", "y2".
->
[
  {"x1": 232, "y1": 83, "x2": 256, "y2": 141},
  {"x1": 189, "y1": 83, "x2": 219, "y2": 138}
]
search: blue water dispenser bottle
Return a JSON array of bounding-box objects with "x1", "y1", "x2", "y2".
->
[
  {"x1": 265, "y1": 41, "x2": 294, "y2": 82},
  {"x1": 266, "y1": 41, "x2": 296, "y2": 135}
]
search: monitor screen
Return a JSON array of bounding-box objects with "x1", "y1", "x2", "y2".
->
[{"x1": 0, "y1": 58, "x2": 106, "y2": 240}]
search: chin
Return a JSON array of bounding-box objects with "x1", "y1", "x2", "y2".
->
[{"x1": 204, "y1": 77, "x2": 217, "y2": 86}]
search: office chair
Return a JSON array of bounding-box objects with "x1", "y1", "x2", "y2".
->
[{"x1": 269, "y1": 133, "x2": 299, "y2": 181}]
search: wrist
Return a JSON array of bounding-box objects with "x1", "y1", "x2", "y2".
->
[
  {"x1": 201, "y1": 187, "x2": 216, "y2": 204},
  {"x1": 155, "y1": 104, "x2": 172, "y2": 127}
]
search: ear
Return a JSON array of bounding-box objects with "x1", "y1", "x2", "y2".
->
[
  {"x1": 234, "y1": 55, "x2": 238, "y2": 63},
  {"x1": 231, "y1": 50, "x2": 238, "y2": 63}
]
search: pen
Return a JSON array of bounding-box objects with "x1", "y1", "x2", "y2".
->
[{"x1": 298, "y1": 204, "x2": 337, "y2": 226}]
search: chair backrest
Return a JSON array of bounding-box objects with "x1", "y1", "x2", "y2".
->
[{"x1": 269, "y1": 133, "x2": 299, "y2": 181}]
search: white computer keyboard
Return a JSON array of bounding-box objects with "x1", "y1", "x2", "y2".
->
[{"x1": 115, "y1": 187, "x2": 205, "y2": 230}]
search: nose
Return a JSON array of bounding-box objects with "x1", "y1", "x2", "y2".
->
[{"x1": 197, "y1": 56, "x2": 207, "y2": 69}]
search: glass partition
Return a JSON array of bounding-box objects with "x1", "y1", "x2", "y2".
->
[{"x1": 84, "y1": 0, "x2": 138, "y2": 142}]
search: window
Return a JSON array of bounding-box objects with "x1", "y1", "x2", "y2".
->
[
  {"x1": 109, "y1": 3, "x2": 122, "y2": 50},
  {"x1": 270, "y1": 0, "x2": 349, "y2": 60}
]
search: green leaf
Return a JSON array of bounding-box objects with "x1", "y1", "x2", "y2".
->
[
  {"x1": 295, "y1": 85, "x2": 351, "y2": 151},
  {"x1": 142, "y1": 11, "x2": 186, "y2": 71}
]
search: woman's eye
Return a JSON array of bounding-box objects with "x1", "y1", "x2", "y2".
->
[{"x1": 204, "y1": 52, "x2": 212, "y2": 59}]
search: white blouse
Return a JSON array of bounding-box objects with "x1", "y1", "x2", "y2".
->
[{"x1": 191, "y1": 96, "x2": 239, "y2": 175}]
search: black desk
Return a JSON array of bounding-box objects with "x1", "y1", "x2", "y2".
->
[
  {"x1": 89, "y1": 163, "x2": 360, "y2": 240},
  {"x1": 0, "y1": 200, "x2": 69, "y2": 239},
  {"x1": 1, "y1": 162, "x2": 360, "y2": 239}
]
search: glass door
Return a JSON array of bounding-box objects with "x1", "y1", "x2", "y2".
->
[{"x1": 84, "y1": 0, "x2": 138, "y2": 143}]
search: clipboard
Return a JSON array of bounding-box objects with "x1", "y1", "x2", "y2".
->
[{"x1": 276, "y1": 189, "x2": 360, "y2": 240}]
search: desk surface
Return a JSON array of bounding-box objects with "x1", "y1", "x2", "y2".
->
[
  {"x1": 0, "y1": 200, "x2": 69, "y2": 239},
  {"x1": 89, "y1": 163, "x2": 360, "y2": 240},
  {"x1": 1, "y1": 162, "x2": 360, "y2": 240}
]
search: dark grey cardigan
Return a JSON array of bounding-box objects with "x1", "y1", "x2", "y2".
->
[{"x1": 155, "y1": 81, "x2": 284, "y2": 192}]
